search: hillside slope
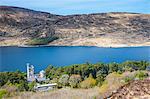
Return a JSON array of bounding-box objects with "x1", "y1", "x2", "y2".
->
[
  {"x1": 109, "y1": 79, "x2": 150, "y2": 98},
  {"x1": 0, "y1": 6, "x2": 150, "y2": 47}
]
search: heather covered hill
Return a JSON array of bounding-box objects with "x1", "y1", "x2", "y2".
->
[{"x1": 0, "y1": 6, "x2": 150, "y2": 47}]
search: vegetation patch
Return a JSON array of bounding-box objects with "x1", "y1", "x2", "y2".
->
[
  {"x1": 27, "y1": 36, "x2": 58, "y2": 45},
  {"x1": 69, "y1": 74, "x2": 81, "y2": 88},
  {"x1": 0, "y1": 89, "x2": 7, "y2": 99},
  {"x1": 99, "y1": 72, "x2": 124, "y2": 95},
  {"x1": 135, "y1": 71, "x2": 148, "y2": 80},
  {"x1": 0, "y1": 61, "x2": 149, "y2": 98},
  {"x1": 80, "y1": 74, "x2": 96, "y2": 88},
  {"x1": 99, "y1": 81, "x2": 109, "y2": 94},
  {"x1": 123, "y1": 76, "x2": 134, "y2": 83}
]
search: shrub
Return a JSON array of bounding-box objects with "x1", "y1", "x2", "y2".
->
[
  {"x1": 80, "y1": 74, "x2": 96, "y2": 88},
  {"x1": 59, "y1": 74, "x2": 69, "y2": 87},
  {"x1": 17, "y1": 80, "x2": 29, "y2": 91},
  {"x1": 1, "y1": 85, "x2": 17, "y2": 97},
  {"x1": 122, "y1": 61, "x2": 149, "y2": 71},
  {"x1": 99, "y1": 81, "x2": 109, "y2": 94},
  {"x1": 28, "y1": 81, "x2": 36, "y2": 91},
  {"x1": 96, "y1": 71, "x2": 105, "y2": 86},
  {"x1": 123, "y1": 76, "x2": 134, "y2": 83},
  {"x1": 135, "y1": 71, "x2": 148, "y2": 80},
  {"x1": 109, "y1": 63, "x2": 119, "y2": 73},
  {"x1": 0, "y1": 89, "x2": 7, "y2": 99},
  {"x1": 0, "y1": 72, "x2": 27, "y2": 88},
  {"x1": 69, "y1": 74, "x2": 81, "y2": 88}
]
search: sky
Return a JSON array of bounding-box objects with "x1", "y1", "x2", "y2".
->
[{"x1": 0, "y1": 0, "x2": 150, "y2": 15}]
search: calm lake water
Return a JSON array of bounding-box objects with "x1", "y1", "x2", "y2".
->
[{"x1": 0, "y1": 46, "x2": 150, "y2": 72}]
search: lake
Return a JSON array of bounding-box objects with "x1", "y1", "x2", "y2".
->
[{"x1": 0, "y1": 46, "x2": 150, "y2": 72}]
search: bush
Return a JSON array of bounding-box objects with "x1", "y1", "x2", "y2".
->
[
  {"x1": 1, "y1": 85, "x2": 17, "y2": 97},
  {"x1": 0, "y1": 89, "x2": 7, "y2": 99},
  {"x1": 28, "y1": 81, "x2": 36, "y2": 91},
  {"x1": 69, "y1": 74, "x2": 81, "y2": 88},
  {"x1": 17, "y1": 80, "x2": 29, "y2": 91},
  {"x1": 59, "y1": 74, "x2": 69, "y2": 87},
  {"x1": 135, "y1": 71, "x2": 148, "y2": 80},
  {"x1": 99, "y1": 81, "x2": 109, "y2": 94},
  {"x1": 122, "y1": 61, "x2": 148, "y2": 71},
  {"x1": 0, "y1": 72, "x2": 27, "y2": 87},
  {"x1": 96, "y1": 71, "x2": 105, "y2": 86},
  {"x1": 109, "y1": 63, "x2": 119, "y2": 73},
  {"x1": 80, "y1": 74, "x2": 96, "y2": 89},
  {"x1": 123, "y1": 76, "x2": 134, "y2": 83}
]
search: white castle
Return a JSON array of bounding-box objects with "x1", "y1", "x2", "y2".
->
[{"x1": 27, "y1": 63, "x2": 46, "y2": 82}]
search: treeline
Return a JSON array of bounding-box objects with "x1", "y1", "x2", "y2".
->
[
  {"x1": 45, "y1": 61, "x2": 149, "y2": 88},
  {"x1": 0, "y1": 71, "x2": 36, "y2": 94},
  {"x1": 0, "y1": 61, "x2": 149, "y2": 90}
]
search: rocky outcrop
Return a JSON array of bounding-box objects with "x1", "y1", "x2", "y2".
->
[
  {"x1": 0, "y1": 6, "x2": 150, "y2": 47},
  {"x1": 109, "y1": 79, "x2": 150, "y2": 98}
]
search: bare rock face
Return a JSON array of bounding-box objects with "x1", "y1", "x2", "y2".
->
[{"x1": 0, "y1": 6, "x2": 150, "y2": 46}]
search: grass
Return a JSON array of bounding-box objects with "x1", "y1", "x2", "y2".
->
[
  {"x1": 99, "y1": 81, "x2": 109, "y2": 94},
  {"x1": 99, "y1": 71, "x2": 149, "y2": 98},
  {"x1": 27, "y1": 37, "x2": 58, "y2": 45},
  {"x1": 99, "y1": 72, "x2": 124, "y2": 96},
  {"x1": 8, "y1": 88, "x2": 100, "y2": 99}
]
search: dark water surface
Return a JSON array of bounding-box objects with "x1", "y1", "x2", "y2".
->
[{"x1": 0, "y1": 46, "x2": 150, "y2": 72}]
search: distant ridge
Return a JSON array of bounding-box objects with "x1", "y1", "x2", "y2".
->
[{"x1": 0, "y1": 6, "x2": 150, "y2": 47}]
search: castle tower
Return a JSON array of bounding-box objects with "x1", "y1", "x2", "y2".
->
[
  {"x1": 27, "y1": 63, "x2": 30, "y2": 79},
  {"x1": 27, "y1": 63, "x2": 35, "y2": 82}
]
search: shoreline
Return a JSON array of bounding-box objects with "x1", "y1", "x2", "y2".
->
[{"x1": 0, "y1": 44, "x2": 150, "y2": 48}]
